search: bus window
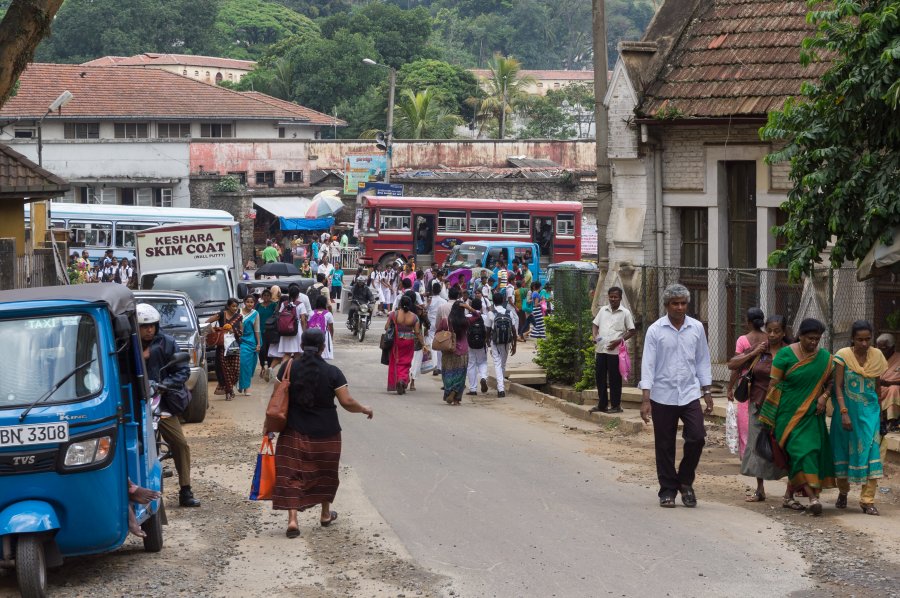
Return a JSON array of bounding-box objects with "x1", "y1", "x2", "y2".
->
[
  {"x1": 362, "y1": 208, "x2": 376, "y2": 232},
  {"x1": 438, "y1": 210, "x2": 467, "y2": 233},
  {"x1": 70, "y1": 221, "x2": 112, "y2": 247},
  {"x1": 502, "y1": 212, "x2": 530, "y2": 234},
  {"x1": 379, "y1": 209, "x2": 411, "y2": 231},
  {"x1": 470, "y1": 211, "x2": 498, "y2": 233},
  {"x1": 115, "y1": 222, "x2": 158, "y2": 249},
  {"x1": 557, "y1": 214, "x2": 575, "y2": 236}
]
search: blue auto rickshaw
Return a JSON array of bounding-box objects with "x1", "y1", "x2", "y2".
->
[{"x1": 0, "y1": 284, "x2": 164, "y2": 597}]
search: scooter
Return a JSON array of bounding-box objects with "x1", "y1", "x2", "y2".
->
[{"x1": 348, "y1": 301, "x2": 372, "y2": 342}]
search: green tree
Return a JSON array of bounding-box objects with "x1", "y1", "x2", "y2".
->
[
  {"x1": 392, "y1": 88, "x2": 463, "y2": 139},
  {"x1": 0, "y1": 0, "x2": 66, "y2": 106},
  {"x1": 271, "y1": 0, "x2": 350, "y2": 19},
  {"x1": 319, "y1": 1, "x2": 434, "y2": 68},
  {"x1": 35, "y1": 0, "x2": 222, "y2": 63},
  {"x1": 760, "y1": 0, "x2": 900, "y2": 279},
  {"x1": 606, "y1": 0, "x2": 655, "y2": 66},
  {"x1": 396, "y1": 59, "x2": 480, "y2": 121},
  {"x1": 467, "y1": 53, "x2": 535, "y2": 138},
  {"x1": 214, "y1": 0, "x2": 318, "y2": 59},
  {"x1": 518, "y1": 95, "x2": 576, "y2": 139},
  {"x1": 549, "y1": 82, "x2": 595, "y2": 137}
]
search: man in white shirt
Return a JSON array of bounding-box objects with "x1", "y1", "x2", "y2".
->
[
  {"x1": 639, "y1": 283, "x2": 713, "y2": 509},
  {"x1": 590, "y1": 287, "x2": 636, "y2": 414},
  {"x1": 427, "y1": 283, "x2": 454, "y2": 375},
  {"x1": 317, "y1": 257, "x2": 335, "y2": 285},
  {"x1": 486, "y1": 291, "x2": 518, "y2": 397}
]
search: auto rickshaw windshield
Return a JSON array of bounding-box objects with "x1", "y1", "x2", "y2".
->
[
  {"x1": 0, "y1": 314, "x2": 103, "y2": 407},
  {"x1": 448, "y1": 245, "x2": 485, "y2": 269}
]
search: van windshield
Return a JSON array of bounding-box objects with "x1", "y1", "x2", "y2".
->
[
  {"x1": 137, "y1": 298, "x2": 194, "y2": 331},
  {"x1": 141, "y1": 270, "x2": 229, "y2": 307},
  {"x1": 0, "y1": 315, "x2": 102, "y2": 408},
  {"x1": 447, "y1": 245, "x2": 486, "y2": 269}
]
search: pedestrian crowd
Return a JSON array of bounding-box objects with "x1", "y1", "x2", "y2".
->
[
  {"x1": 67, "y1": 248, "x2": 136, "y2": 287},
  {"x1": 625, "y1": 282, "x2": 895, "y2": 515}
]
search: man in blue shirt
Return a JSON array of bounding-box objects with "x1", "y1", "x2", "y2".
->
[{"x1": 639, "y1": 283, "x2": 713, "y2": 509}]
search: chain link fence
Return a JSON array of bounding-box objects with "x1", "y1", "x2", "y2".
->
[{"x1": 546, "y1": 265, "x2": 878, "y2": 389}]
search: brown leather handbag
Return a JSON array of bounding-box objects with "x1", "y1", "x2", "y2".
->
[{"x1": 264, "y1": 358, "x2": 293, "y2": 434}]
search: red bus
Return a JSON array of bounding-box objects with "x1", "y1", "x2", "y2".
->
[{"x1": 356, "y1": 195, "x2": 582, "y2": 269}]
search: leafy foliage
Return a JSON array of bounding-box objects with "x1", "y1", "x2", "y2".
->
[
  {"x1": 396, "y1": 59, "x2": 481, "y2": 122},
  {"x1": 467, "y1": 53, "x2": 535, "y2": 138},
  {"x1": 214, "y1": 0, "x2": 318, "y2": 59},
  {"x1": 35, "y1": 0, "x2": 222, "y2": 63},
  {"x1": 392, "y1": 88, "x2": 464, "y2": 139},
  {"x1": 760, "y1": 0, "x2": 900, "y2": 279}
]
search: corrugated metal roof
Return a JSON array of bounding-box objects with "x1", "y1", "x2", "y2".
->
[{"x1": 638, "y1": 0, "x2": 829, "y2": 119}]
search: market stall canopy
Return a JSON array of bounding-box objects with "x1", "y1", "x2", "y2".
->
[
  {"x1": 252, "y1": 197, "x2": 333, "y2": 231},
  {"x1": 857, "y1": 226, "x2": 900, "y2": 281}
]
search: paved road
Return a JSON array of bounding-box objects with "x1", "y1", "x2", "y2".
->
[{"x1": 331, "y1": 328, "x2": 811, "y2": 598}]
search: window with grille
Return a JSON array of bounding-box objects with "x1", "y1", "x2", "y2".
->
[
  {"x1": 255, "y1": 171, "x2": 275, "y2": 186},
  {"x1": 556, "y1": 214, "x2": 575, "y2": 235},
  {"x1": 502, "y1": 212, "x2": 530, "y2": 234},
  {"x1": 680, "y1": 208, "x2": 708, "y2": 269},
  {"x1": 158, "y1": 123, "x2": 191, "y2": 138},
  {"x1": 135, "y1": 188, "x2": 153, "y2": 206},
  {"x1": 284, "y1": 171, "x2": 303, "y2": 183},
  {"x1": 14, "y1": 128, "x2": 35, "y2": 138},
  {"x1": 64, "y1": 123, "x2": 100, "y2": 139},
  {"x1": 200, "y1": 123, "x2": 233, "y2": 138},
  {"x1": 114, "y1": 123, "x2": 149, "y2": 139},
  {"x1": 159, "y1": 188, "x2": 173, "y2": 207},
  {"x1": 115, "y1": 223, "x2": 157, "y2": 248},
  {"x1": 379, "y1": 209, "x2": 410, "y2": 231},
  {"x1": 470, "y1": 211, "x2": 498, "y2": 233},
  {"x1": 438, "y1": 210, "x2": 467, "y2": 233}
]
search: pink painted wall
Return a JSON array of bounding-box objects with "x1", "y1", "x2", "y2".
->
[{"x1": 190, "y1": 139, "x2": 595, "y2": 187}]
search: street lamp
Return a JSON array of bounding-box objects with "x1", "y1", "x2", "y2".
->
[
  {"x1": 37, "y1": 90, "x2": 73, "y2": 167},
  {"x1": 362, "y1": 58, "x2": 396, "y2": 184}
]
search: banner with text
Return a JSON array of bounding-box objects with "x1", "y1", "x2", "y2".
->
[{"x1": 343, "y1": 154, "x2": 387, "y2": 194}]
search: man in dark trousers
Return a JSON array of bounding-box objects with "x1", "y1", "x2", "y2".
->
[
  {"x1": 137, "y1": 303, "x2": 201, "y2": 507},
  {"x1": 639, "y1": 283, "x2": 712, "y2": 508},
  {"x1": 590, "y1": 286, "x2": 636, "y2": 414}
]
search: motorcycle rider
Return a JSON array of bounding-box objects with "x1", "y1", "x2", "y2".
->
[
  {"x1": 347, "y1": 275, "x2": 376, "y2": 331},
  {"x1": 136, "y1": 303, "x2": 201, "y2": 508}
]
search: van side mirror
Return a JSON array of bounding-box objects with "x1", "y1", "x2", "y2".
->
[{"x1": 237, "y1": 283, "x2": 249, "y2": 299}]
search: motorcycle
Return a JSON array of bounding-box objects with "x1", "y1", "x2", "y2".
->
[{"x1": 348, "y1": 301, "x2": 372, "y2": 342}]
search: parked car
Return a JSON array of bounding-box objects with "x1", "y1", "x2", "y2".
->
[{"x1": 133, "y1": 290, "x2": 209, "y2": 423}]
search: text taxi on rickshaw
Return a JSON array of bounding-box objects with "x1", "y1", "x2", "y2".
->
[{"x1": 0, "y1": 284, "x2": 166, "y2": 597}]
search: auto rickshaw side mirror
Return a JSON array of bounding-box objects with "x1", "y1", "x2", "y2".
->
[
  {"x1": 237, "y1": 283, "x2": 249, "y2": 299},
  {"x1": 113, "y1": 314, "x2": 132, "y2": 340}
]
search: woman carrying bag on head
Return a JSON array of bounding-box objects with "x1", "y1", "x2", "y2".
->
[
  {"x1": 271, "y1": 328, "x2": 373, "y2": 538},
  {"x1": 206, "y1": 297, "x2": 243, "y2": 401}
]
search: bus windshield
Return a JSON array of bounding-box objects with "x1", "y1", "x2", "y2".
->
[
  {"x1": 0, "y1": 315, "x2": 102, "y2": 408},
  {"x1": 141, "y1": 269, "x2": 230, "y2": 307},
  {"x1": 447, "y1": 244, "x2": 486, "y2": 269}
]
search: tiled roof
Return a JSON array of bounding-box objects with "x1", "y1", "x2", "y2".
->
[
  {"x1": 82, "y1": 53, "x2": 256, "y2": 70},
  {"x1": 0, "y1": 144, "x2": 69, "y2": 197},
  {"x1": 0, "y1": 64, "x2": 329, "y2": 123},
  {"x1": 470, "y1": 69, "x2": 595, "y2": 81},
  {"x1": 241, "y1": 92, "x2": 346, "y2": 127},
  {"x1": 638, "y1": 0, "x2": 830, "y2": 118}
]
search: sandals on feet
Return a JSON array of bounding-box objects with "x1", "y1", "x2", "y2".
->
[
  {"x1": 835, "y1": 493, "x2": 848, "y2": 509},
  {"x1": 861, "y1": 504, "x2": 880, "y2": 516},
  {"x1": 745, "y1": 491, "x2": 766, "y2": 503},
  {"x1": 659, "y1": 496, "x2": 676, "y2": 508},
  {"x1": 320, "y1": 510, "x2": 338, "y2": 527},
  {"x1": 285, "y1": 526, "x2": 300, "y2": 538},
  {"x1": 782, "y1": 498, "x2": 806, "y2": 511}
]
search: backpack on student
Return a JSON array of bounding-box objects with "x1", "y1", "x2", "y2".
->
[
  {"x1": 305, "y1": 283, "x2": 323, "y2": 306},
  {"x1": 492, "y1": 310, "x2": 514, "y2": 346},
  {"x1": 264, "y1": 313, "x2": 281, "y2": 344},
  {"x1": 467, "y1": 316, "x2": 487, "y2": 350},
  {"x1": 276, "y1": 302, "x2": 299, "y2": 337},
  {"x1": 308, "y1": 309, "x2": 328, "y2": 333}
]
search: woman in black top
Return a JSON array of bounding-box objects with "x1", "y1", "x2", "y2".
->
[{"x1": 272, "y1": 328, "x2": 373, "y2": 538}]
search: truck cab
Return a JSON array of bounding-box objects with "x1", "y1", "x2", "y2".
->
[{"x1": 447, "y1": 241, "x2": 546, "y2": 283}]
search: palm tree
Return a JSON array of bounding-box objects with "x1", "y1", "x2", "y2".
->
[
  {"x1": 392, "y1": 88, "x2": 464, "y2": 139},
  {"x1": 467, "y1": 53, "x2": 536, "y2": 138}
]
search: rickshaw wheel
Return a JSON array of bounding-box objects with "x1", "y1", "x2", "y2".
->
[
  {"x1": 15, "y1": 534, "x2": 47, "y2": 598},
  {"x1": 142, "y1": 509, "x2": 164, "y2": 553}
]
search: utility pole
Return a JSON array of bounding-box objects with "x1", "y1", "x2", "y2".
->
[
  {"x1": 592, "y1": 0, "x2": 611, "y2": 268},
  {"x1": 385, "y1": 66, "x2": 396, "y2": 183},
  {"x1": 500, "y1": 79, "x2": 508, "y2": 139}
]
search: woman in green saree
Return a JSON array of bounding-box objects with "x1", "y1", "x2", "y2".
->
[
  {"x1": 832, "y1": 320, "x2": 889, "y2": 515},
  {"x1": 759, "y1": 318, "x2": 836, "y2": 515}
]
